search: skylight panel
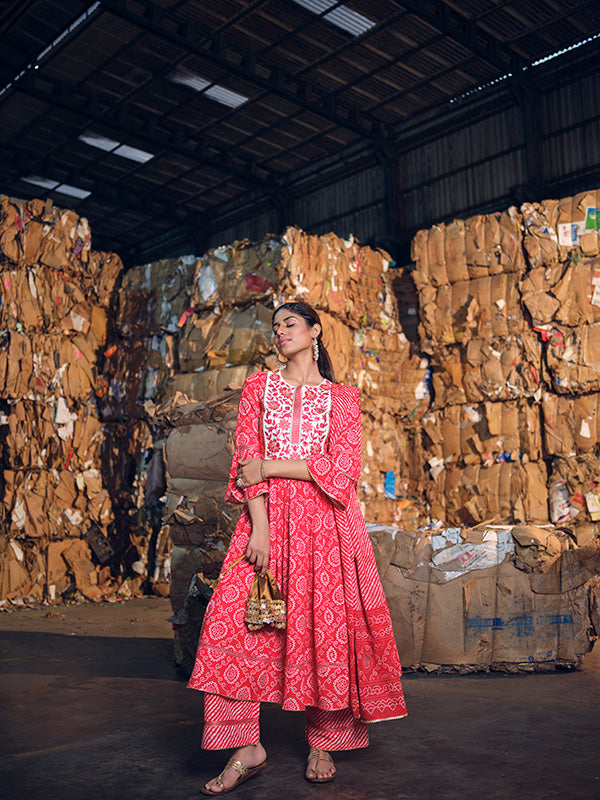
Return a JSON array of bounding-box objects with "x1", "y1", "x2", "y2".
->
[
  {"x1": 55, "y1": 184, "x2": 92, "y2": 200},
  {"x1": 79, "y1": 133, "x2": 154, "y2": 162},
  {"x1": 169, "y1": 70, "x2": 248, "y2": 108},
  {"x1": 22, "y1": 176, "x2": 91, "y2": 199},
  {"x1": 79, "y1": 133, "x2": 120, "y2": 151},
  {"x1": 291, "y1": 0, "x2": 375, "y2": 36},
  {"x1": 113, "y1": 144, "x2": 154, "y2": 163},
  {"x1": 204, "y1": 85, "x2": 248, "y2": 109},
  {"x1": 22, "y1": 175, "x2": 59, "y2": 190}
]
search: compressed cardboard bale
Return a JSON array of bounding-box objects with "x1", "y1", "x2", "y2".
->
[
  {"x1": 412, "y1": 209, "x2": 524, "y2": 290},
  {"x1": 165, "y1": 421, "x2": 235, "y2": 482},
  {"x1": 429, "y1": 333, "x2": 542, "y2": 406},
  {"x1": 439, "y1": 461, "x2": 549, "y2": 526},
  {"x1": 419, "y1": 273, "x2": 525, "y2": 348},
  {"x1": 522, "y1": 256, "x2": 600, "y2": 328},
  {"x1": 543, "y1": 322, "x2": 600, "y2": 394},
  {"x1": 521, "y1": 199, "x2": 560, "y2": 268},
  {"x1": 548, "y1": 455, "x2": 600, "y2": 526},
  {"x1": 423, "y1": 400, "x2": 542, "y2": 466},
  {"x1": 178, "y1": 303, "x2": 273, "y2": 372},
  {"x1": 99, "y1": 336, "x2": 176, "y2": 420},
  {"x1": 117, "y1": 255, "x2": 197, "y2": 337},
  {"x1": 557, "y1": 190, "x2": 600, "y2": 259},
  {"x1": 542, "y1": 393, "x2": 600, "y2": 456},
  {"x1": 193, "y1": 237, "x2": 285, "y2": 309},
  {"x1": 283, "y1": 228, "x2": 399, "y2": 330},
  {"x1": 359, "y1": 414, "x2": 429, "y2": 527},
  {"x1": 552, "y1": 258, "x2": 600, "y2": 326},
  {"x1": 0, "y1": 331, "x2": 97, "y2": 402},
  {"x1": 381, "y1": 528, "x2": 597, "y2": 671},
  {"x1": 522, "y1": 192, "x2": 600, "y2": 269},
  {"x1": 168, "y1": 365, "x2": 258, "y2": 402},
  {"x1": 0, "y1": 263, "x2": 112, "y2": 340},
  {"x1": 350, "y1": 327, "x2": 429, "y2": 418},
  {"x1": 162, "y1": 477, "x2": 240, "y2": 532},
  {"x1": 466, "y1": 208, "x2": 525, "y2": 280},
  {"x1": 3, "y1": 400, "x2": 104, "y2": 472}
]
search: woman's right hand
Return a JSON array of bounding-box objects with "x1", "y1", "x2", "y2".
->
[{"x1": 246, "y1": 522, "x2": 270, "y2": 576}]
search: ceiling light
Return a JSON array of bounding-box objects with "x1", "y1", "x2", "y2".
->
[
  {"x1": 169, "y1": 70, "x2": 248, "y2": 108},
  {"x1": 22, "y1": 175, "x2": 59, "y2": 190},
  {"x1": 291, "y1": 0, "x2": 375, "y2": 36}
]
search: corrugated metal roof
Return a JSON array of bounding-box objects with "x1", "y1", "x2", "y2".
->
[{"x1": 0, "y1": 0, "x2": 598, "y2": 260}]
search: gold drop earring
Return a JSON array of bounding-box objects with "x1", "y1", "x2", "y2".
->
[{"x1": 312, "y1": 338, "x2": 319, "y2": 361}]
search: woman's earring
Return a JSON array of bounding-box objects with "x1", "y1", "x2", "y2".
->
[{"x1": 312, "y1": 338, "x2": 319, "y2": 361}]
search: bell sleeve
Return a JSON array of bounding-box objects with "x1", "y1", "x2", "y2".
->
[
  {"x1": 306, "y1": 385, "x2": 362, "y2": 510},
  {"x1": 225, "y1": 373, "x2": 269, "y2": 505}
]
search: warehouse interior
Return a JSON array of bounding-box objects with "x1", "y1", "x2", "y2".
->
[{"x1": 2, "y1": 3, "x2": 600, "y2": 798}]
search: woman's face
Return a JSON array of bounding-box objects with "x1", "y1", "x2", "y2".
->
[{"x1": 272, "y1": 310, "x2": 320, "y2": 359}]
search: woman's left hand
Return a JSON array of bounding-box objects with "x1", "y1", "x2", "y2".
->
[{"x1": 237, "y1": 458, "x2": 263, "y2": 487}]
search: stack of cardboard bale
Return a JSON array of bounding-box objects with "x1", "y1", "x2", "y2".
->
[
  {"x1": 412, "y1": 209, "x2": 548, "y2": 525},
  {"x1": 147, "y1": 391, "x2": 241, "y2": 672},
  {"x1": 96, "y1": 255, "x2": 200, "y2": 598},
  {"x1": 0, "y1": 195, "x2": 123, "y2": 603},
  {"x1": 138, "y1": 227, "x2": 430, "y2": 668},
  {"x1": 519, "y1": 191, "x2": 600, "y2": 544},
  {"x1": 169, "y1": 226, "x2": 430, "y2": 528},
  {"x1": 372, "y1": 520, "x2": 600, "y2": 672}
]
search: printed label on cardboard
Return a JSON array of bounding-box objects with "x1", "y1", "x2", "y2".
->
[
  {"x1": 585, "y1": 207, "x2": 600, "y2": 231},
  {"x1": 590, "y1": 265, "x2": 600, "y2": 308},
  {"x1": 558, "y1": 221, "x2": 587, "y2": 246},
  {"x1": 585, "y1": 491, "x2": 600, "y2": 521}
]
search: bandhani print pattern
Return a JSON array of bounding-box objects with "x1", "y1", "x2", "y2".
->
[{"x1": 188, "y1": 370, "x2": 407, "y2": 725}]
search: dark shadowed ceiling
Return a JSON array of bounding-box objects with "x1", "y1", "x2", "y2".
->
[{"x1": 1, "y1": 0, "x2": 599, "y2": 261}]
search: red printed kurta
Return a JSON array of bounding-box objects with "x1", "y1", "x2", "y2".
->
[{"x1": 188, "y1": 370, "x2": 407, "y2": 723}]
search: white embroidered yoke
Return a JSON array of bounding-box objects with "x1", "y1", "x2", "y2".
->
[{"x1": 263, "y1": 370, "x2": 331, "y2": 460}]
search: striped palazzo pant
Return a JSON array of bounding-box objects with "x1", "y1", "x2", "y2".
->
[{"x1": 202, "y1": 693, "x2": 369, "y2": 751}]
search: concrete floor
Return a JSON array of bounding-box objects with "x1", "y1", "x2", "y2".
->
[{"x1": 0, "y1": 598, "x2": 598, "y2": 800}]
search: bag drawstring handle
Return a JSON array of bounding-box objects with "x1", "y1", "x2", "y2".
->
[{"x1": 211, "y1": 555, "x2": 246, "y2": 589}]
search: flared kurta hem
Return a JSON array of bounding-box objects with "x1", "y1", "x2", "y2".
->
[{"x1": 188, "y1": 371, "x2": 407, "y2": 725}]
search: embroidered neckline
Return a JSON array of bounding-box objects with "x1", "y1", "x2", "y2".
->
[{"x1": 277, "y1": 369, "x2": 328, "y2": 389}]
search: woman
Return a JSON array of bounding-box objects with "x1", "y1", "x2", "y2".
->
[{"x1": 188, "y1": 301, "x2": 407, "y2": 795}]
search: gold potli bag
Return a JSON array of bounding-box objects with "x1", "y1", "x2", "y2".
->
[
  {"x1": 244, "y1": 570, "x2": 287, "y2": 631},
  {"x1": 211, "y1": 556, "x2": 287, "y2": 632}
]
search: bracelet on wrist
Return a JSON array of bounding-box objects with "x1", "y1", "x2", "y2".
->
[{"x1": 260, "y1": 459, "x2": 267, "y2": 481}]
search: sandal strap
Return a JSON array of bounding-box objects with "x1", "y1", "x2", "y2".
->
[
  {"x1": 224, "y1": 758, "x2": 248, "y2": 777},
  {"x1": 308, "y1": 747, "x2": 334, "y2": 764}
]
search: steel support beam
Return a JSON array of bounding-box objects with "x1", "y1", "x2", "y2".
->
[
  {"x1": 101, "y1": 0, "x2": 384, "y2": 141},
  {"x1": 6, "y1": 72, "x2": 271, "y2": 189},
  {"x1": 389, "y1": 0, "x2": 519, "y2": 73}
]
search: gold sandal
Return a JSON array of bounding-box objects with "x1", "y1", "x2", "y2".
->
[
  {"x1": 305, "y1": 747, "x2": 336, "y2": 784},
  {"x1": 200, "y1": 756, "x2": 267, "y2": 796}
]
